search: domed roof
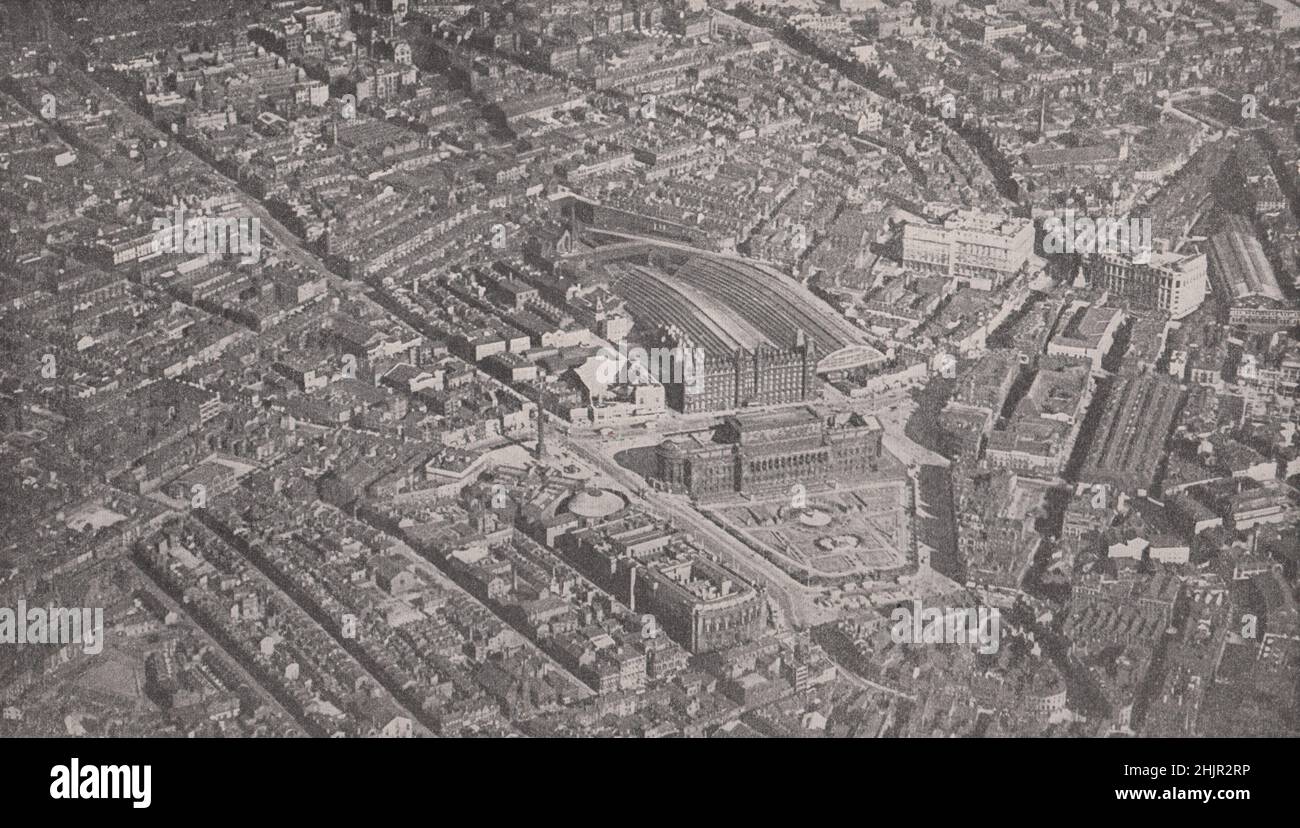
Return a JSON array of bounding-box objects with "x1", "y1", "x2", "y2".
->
[{"x1": 567, "y1": 486, "x2": 624, "y2": 519}]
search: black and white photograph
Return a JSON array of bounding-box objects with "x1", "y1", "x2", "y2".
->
[{"x1": 0, "y1": 0, "x2": 1295, "y2": 809}]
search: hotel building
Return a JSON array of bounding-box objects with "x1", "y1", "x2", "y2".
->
[{"x1": 902, "y1": 208, "x2": 1035, "y2": 290}]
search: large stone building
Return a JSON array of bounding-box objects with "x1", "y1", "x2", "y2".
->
[
  {"x1": 654, "y1": 407, "x2": 884, "y2": 498},
  {"x1": 555, "y1": 513, "x2": 763, "y2": 653},
  {"x1": 1083, "y1": 244, "x2": 1207, "y2": 320},
  {"x1": 664, "y1": 340, "x2": 819, "y2": 414},
  {"x1": 633, "y1": 555, "x2": 764, "y2": 654},
  {"x1": 902, "y1": 207, "x2": 1035, "y2": 290},
  {"x1": 1046, "y1": 303, "x2": 1124, "y2": 372}
]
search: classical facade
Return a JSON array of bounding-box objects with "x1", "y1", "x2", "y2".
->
[
  {"x1": 555, "y1": 513, "x2": 763, "y2": 653},
  {"x1": 654, "y1": 407, "x2": 884, "y2": 498},
  {"x1": 633, "y1": 556, "x2": 764, "y2": 654}
]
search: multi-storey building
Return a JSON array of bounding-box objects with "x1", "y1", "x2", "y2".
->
[
  {"x1": 654, "y1": 407, "x2": 883, "y2": 498},
  {"x1": 902, "y1": 207, "x2": 1035, "y2": 290},
  {"x1": 555, "y1": 514, "x2": 763, "y2": 653},
  {"x1": 1083, "y1": 246, "x2": 1207, "y2": 320},
  {"x1": 1227, "y1": 295, "x2": 1300, "y2": 332},
  {"x1": 293, "y1": 5, "x2": 344, "y2": 35},
  {"x1": 663, "y1": 340, "x2": 819, "y2": 414},
  {"x1": 985, "y1": 418, "x2": 1071, "y2": 474},
  {"x1": 1046, "y1": 303, "x2": 1124, "y2": 372},
  {"x1": 633, "y1": 556, "x2": 764, "y2": 654},
  {"x1": 91, "y1": 224, "x2": 161, "y2": 267}
]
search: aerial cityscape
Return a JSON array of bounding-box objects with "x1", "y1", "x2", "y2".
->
[{"x1": 1, "y1": 0, "x2": 1298, "y2": 740}]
